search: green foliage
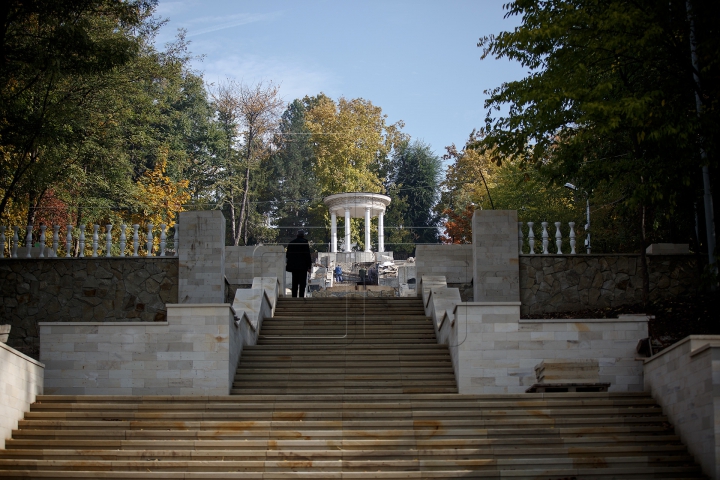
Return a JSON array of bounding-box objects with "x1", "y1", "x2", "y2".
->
[
  {"x1": 262, "y1": 99, "x2": 320, "y2": 246},
  {"x1": 476, "y1": 0, "x2": 720, "y2": 253},
  {"x1": 385, "y1": 140, "x2": 442, "y2": 248},
  {"x1": 305, "y1": 95, "x2": 405, "y2": 196}
]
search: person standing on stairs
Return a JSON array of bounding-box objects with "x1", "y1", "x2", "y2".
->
[{"x1": 286, "y1": 229, "x2": 313, "y2": 298}]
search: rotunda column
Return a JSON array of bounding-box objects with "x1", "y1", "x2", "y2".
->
[
  {"x1": 344, "y1": 208, "x2": 351, "y2": 252},
  {"x1": 364, "y1": 207, "x2": 371, "y2": 252},
  {"x1": 330, "y1": 211, "x2": 337, "y2": 253},
  {"x1": 378, "y1": 211, "x2": 385, "y2": 252}
]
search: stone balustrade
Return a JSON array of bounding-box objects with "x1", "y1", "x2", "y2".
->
[
  {"x1": 518, "y1": 221, "x2": 586, "y2": 255},
  {"x1": 0, "y1": 223, "x2": 178, "y2": 259}
]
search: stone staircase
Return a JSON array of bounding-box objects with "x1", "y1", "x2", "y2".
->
[
  {"x1": 0, "y1": 297, "x2": 705, "y2": 478},
  {"x1": 232, "y1": 297, "x2": 455, "y2": 395}
]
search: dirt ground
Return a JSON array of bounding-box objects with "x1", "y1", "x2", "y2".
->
[{"x1": 523, "y1": 293, "x2": 720, "y2": 353}]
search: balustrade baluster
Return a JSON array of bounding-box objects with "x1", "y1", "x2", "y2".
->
[
  {"x1": 0, "y1": 226, "x2": 5, "y2": 258},
  {"x1": 132, "y1": 225, "x2": 139, "y2": 257},
  {"x1": 146, "y1": 223, "x2": 154, "y2": 256},
  {"x1": 66, "y1": 225, "x2": 73, "y2": 257},
  {"x1": 78, "y1": 225, "x2": 86, "y2": 258},
  {"x1": 11, "y1": 227, "x2": 18, "y2": 258},
  {"x1": 39, "y1": 225, "x2": 46, "y2": 258},
  {"x1": 105, "y1": 224, "x2": 113, "y2": 257},
  {"x1": 160, "y1": 223, "x2": 166, "y2": 256},
  {"x1": 527, "y1": 222, "x2": 535, "y2": 254},
  {"x1": 541, "y1": 222, "x2": 549, "y2": 254},
  {"x1": 92, "y1": 225, "x2": 99, "y2": 257},
  {"x1": 52, "y1": 225, "x2": 60, "y2": 257},
  {"x1": 25, "y1": 225, "x2": 33, "y2": 258},
  {"x1": 518, "y1": 222, "x2": 523, "y2": 254},
  {"x1": 555, "y1": 222, "x2": 562, "y2": 254},
  {"x1": 569, "y1": 222, "x2": 576, "y2": 254},
  {"x1": 119, "y1": 225, "x2": 127, "y2": 257}
]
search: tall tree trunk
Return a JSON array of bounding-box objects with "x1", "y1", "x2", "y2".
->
[
  {"x1": 640, "y1": 203, "x2": 649, "y2": 308},
  {"x1": 238, "y1": 131, "x2": 254, "y2": 246},
  {"x1": 229, "y1": 193, "x2": 238, "y2": 246}
]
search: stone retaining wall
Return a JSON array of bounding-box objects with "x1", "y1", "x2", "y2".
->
[
  {"x1": 0, "y1": 258, "x2": 178, "y2": 359},
  {"x1": 520, "y1": 254, "x2": 699, "y2": 316},
  {"x1": 644, "y1": 336, "x2": 720, "y2": 479},
  {"x1": 0, "y1": 342, "x2": 43, "y2": 448}
]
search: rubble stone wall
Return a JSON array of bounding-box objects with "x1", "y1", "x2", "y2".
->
[
  {"x1": 520, "y1": 254, "x2": 699, "y2": 316},
  {"x1": 0, "y1": 258, "x2": 178, "y2": 359}
]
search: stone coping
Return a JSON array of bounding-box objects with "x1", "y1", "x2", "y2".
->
[
  {"x1": 0, "y1": 342, "x2": 44, "y2": 368},
  {"x1": 0, "y1": 257, "x2": 178, "y2": 261},
  {"x1": 520, "y1": 315, "x2": 650, "y2": 324},
  {"x1": 644, "y1": 334, "x2": 720, "y2": 364},
  {"x1": 690, "y1": 342, "x2": 720, "y2": 357},
  {"x1": 166, "y1": 304, "x2": 232, "y2": 308},
  {"x1": 456, "y1": 302, "x2": 522, "y2": 306},
  {"x1": 39, "y1": 322, "x2": 169, "y2": 327},
  {"x1": 519, "y1": 253, "x2": 699, "y2": 257}
]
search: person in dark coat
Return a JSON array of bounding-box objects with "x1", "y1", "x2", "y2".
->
[{"x1": 286, "y1": 230, "x2": 313, "y2": 298}]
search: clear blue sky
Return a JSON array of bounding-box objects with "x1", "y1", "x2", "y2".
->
[{"x1": 154, "y1": 0, "x2": 524, "y2": 160}]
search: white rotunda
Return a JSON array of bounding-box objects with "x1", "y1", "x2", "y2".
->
[{"x1": 323, "y1": 192, "x2": 391, "y2": 253}]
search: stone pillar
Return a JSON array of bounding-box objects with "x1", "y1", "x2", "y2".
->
[
  {"x1": 344, "y1": 208, "x2": 351, "y2": 253},
  {"x1": 178, "y1": 210, "x2": 226, "y2": 303},
  {"x1": 472, "y1": 210, "x2": 519, "y2": 302},
  {"x1": 378, "y1": 211, "x2": 385, "y2": 252},
  {"x1": 364, "y1": 207, "x2": 371, "y2": 252},
  {"x1": 331, "y1": 212, "x2": 337, "y2": 253}
]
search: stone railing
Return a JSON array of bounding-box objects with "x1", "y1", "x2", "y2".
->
[
  {"x1": 518, "y1": 221, "x2": 588, "y2": 255},
  {"x1": 0, "y1": 223, "x2": 178, "y2": 258}
]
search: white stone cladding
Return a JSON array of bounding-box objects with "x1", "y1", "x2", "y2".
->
[
  {"x1": 423, "y1": 277, "x2": 647, "y2": 395},
  {"x1": 40, "y1": 304, "x2": 237, "y2": 395},
  {"x1": 225, "y1": 246, "x2": 286, "y2": 289},
  {"x1": 178, "y1": 211, "x2": 225, "y2": 303},
  {"x1": 0, "y1": 343, "x2": 43, "y2": 449},
  {"x1": 415, "y1": 244, "x2": 472, "y2": 284},
  {"x1": 472, "y1": 210, "x2": 520, "y2": 302},
  {"x1": 644, "y1": 336, "x2": 720, "y2": 479}
]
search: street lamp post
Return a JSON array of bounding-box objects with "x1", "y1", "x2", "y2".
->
[{"x1": 565, "y1": 183, "x2": 591, "y2": 254}]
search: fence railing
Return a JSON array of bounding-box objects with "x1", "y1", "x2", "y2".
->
[
  {"x1": 0, "y1": 223, "x2": 178, "y2": 259},
  {"x1": 518, "y1": 221, "x2": 589, "y2": 255}
]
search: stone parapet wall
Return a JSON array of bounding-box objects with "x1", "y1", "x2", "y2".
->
[
  {"x1": 415, "y1": 245, "x2": 472, "y2": 284},
  {"x1": 40, "y1": 304, "x2": 235, "y2": 395},
  {"x1": 520, "y1": 254, "x2": 699, "y2": 315},
  {"x1": 644, "y1": 336, "x2": 720, "y2": 479},
  {"x1": 225, "y1": 245, "x2": 285, "y2": 289},
  {"x1": 0, "y1": 258, "x2": 178, "y2": 359},
  {"x1": 0, "y1": 343, "x2": 43, "y2": 449},
  {"x1": 426, "y1": 299, "x2": 647, "y2": 395}
]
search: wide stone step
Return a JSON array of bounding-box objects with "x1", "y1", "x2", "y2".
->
[
  {"x1": 2, "y1": 433, "x2": 686, "y2": 452},
  {"x1": 0, "y1": 444, "x2": 690, "y2": 460},
  {"x1": 15, "y1": 413, "x2": 671, "y2": 432},
  {"x1": 0, "y1": 454, "x2": 699, "y2": 472}
]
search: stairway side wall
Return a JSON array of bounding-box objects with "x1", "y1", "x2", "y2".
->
[
  {"x1": 40, "y1": 304, "x2": 235, "y2": 395},
  {"x1": 644, "y1": 336, "x2": 720, "y2": 480},
  {"x1": 434, "y1": 302, "x2": 647, "y2": 394},
  {"x1": 0, "y1": 343, "x2": 43, "y2": 449}
]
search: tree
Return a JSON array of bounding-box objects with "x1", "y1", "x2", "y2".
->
[
  {"x1": 0, "y1": 0, "x2": 158, "y2": 222},
  {"x1": 211, "y1": 80, "x2": 283, "y2": 246},
  {"x1": 305, "y1": 95, "x2": 404, "y2": 196},
  {"x1": 386, "y1": 140, "x2": 442, "y2": 246},
  {"x1": 263, "y1": 99, "x2": 319, "y2": 246},
  {"x1": 477, "y1": 0, "x2": 720, "y2": 291}
]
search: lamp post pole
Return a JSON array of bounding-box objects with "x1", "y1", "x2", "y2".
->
[
  {"x1": 565, "y1": 183, "x2": 591, "y2": 254},
  {"x1": 585, "y1": 198, "x2": 591, "y2": 254}
]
